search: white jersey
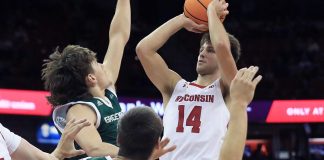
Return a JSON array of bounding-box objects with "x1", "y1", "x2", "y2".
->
[
  {"x1": 161, "y1": 79, "x2": 230, "y2": 160},
  {"x1": 0, "y1": 123, "x2": 22, "y2": 160}
]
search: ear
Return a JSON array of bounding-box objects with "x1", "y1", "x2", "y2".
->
[{"x1": 85, "y1": 73, "x2": 96, "y2": 87}]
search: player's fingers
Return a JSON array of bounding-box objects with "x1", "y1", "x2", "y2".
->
[
  {"x1": 243, "y1": 66, "x2": 255, "y2": 80},
  {"x1": 164, "y1": 145, "x2": 177, "y2": 153},
  {"x1": 246, "y1": 66, "x2": 259, "y2": 81},
  {"x1": 66, "y1": 118, "x2": 76, "y2": 127},
  {"x1": 241, "y1": 66, "x2": 253, "y2": 80},
  {"x1": 160, "y1": 138, "x2": 171, "y2": 148},
  {"x1": 235, "y1": 67, "x2": 247, "y2": 79},
  {"x1": 223, "y1": 3, "x2": 229, "y2": 9},
  {"x1": 70, "y1": 120, "x2": 91, "y2": 135},
  {"x1": 73, "y1": 118, "x2": 87, "y2": 127},
  {"x1": 252, "y1": 75, "x2": 262, "y2": 87},
  {"x1": 65, "y1": 120, "x2": 90, "y2": 138},
  {"x1": 195, "y1": 24, "x2": 208, "y2": 31},
  {"x1": 219, "y1": 0, "x2": 226, "y2": 5},
  {"x1": 223, "y1": 10, "x2": 229, "y2": 15}
]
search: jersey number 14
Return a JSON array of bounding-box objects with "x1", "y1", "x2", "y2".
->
[{"x1": 176, "y1": 105, "x2": 202, "y2": 133}]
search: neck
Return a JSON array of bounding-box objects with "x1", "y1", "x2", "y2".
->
[
  {"x1": 88, "y1": 85, "x2": 105, "y2": 98},
  {"x1": 196, "y1": 72, "x2": 220, "y2": 86}
]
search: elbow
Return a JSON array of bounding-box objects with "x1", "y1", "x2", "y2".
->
[
  {"x1": 120, "y1": 33, "x2": 130, "y2": 45},
  {"x1": 110, "y1": 32, "x2": 130, "y2": 45},
  {"x1": 136, "y1": 41, "x2": 148, "y2": 58}
]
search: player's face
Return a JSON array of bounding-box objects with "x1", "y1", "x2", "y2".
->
[
  {"x1": 91, "y1": 61, "x2": 110, "y2": 89},
  {"x1": 196, "y1": 42, "x2": 218, "y2": 75}
]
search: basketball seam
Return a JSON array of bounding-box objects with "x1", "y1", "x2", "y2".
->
[
  {"x1": 184, "y1": 7, "x2": 208, "y2": 23},
  {"x1": 197, "y1": 0, "x2": 207, "y2": 10}
]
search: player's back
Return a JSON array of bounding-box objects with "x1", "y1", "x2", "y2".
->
[{"x1": 161, "y1": 79, "x2": 230, "y2": 160}]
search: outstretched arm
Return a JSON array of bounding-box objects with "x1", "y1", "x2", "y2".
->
[
  {"x1": 207, "y1": 0, "x2": 237, "y2": 90},
  {"x1": 10, "y1": 119, "x2": 90, "y2": 160},
  {"x1": 219, "y1": 66, "x2": 262, "y2": 160},
  {"x1": 103, "y1": 0, "x2": 131, "y2": 86},
  {"x1": 136, "y1": 14, "x2": 207, "y2": 97}
]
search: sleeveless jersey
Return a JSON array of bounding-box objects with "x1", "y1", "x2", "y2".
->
[
  {"x1": 160, "y1": 79, "x2": 230, "y2": 160},
  {"x1": 53, "y1": 89, "x2": 122, "y2": 160}
]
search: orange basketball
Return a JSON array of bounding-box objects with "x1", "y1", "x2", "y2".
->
[{"x1": 184, "y1": 0, "x2": 212, "y2": 25}]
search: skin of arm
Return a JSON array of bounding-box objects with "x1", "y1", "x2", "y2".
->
[
  {"x1": 136, "y1": 14, "x2": 207, "y2": 104},
  {"x1": 103, "y1": 0, "x2": 131, "y2": 86},
  {"x1": 219, "y1": 67, "x2": 262, "y2": 160},
  {"x1": 66, "y1": 105, "x2": 119, "y2": 157},
  {"x1": 11, "y1": 119, "x2": 90, "y2": 160},
  {"x1": 207, "y1": 0, "x2": 237, "y2": 91}
]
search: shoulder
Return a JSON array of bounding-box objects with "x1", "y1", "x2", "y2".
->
[{"x1": 67, "y1": 104, "x2": 97, "y2": 123}]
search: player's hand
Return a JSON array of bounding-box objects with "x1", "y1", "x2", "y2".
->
[
  {"x1": 229, "y1": 66, "x2": 262, "y2": 106},
  {"x1": 180, "y1": 14, "x2": 208, "y2": 33},
  {"x1": 208, "y1": 0, "x2": 229, "y2": 22},
  {"x1": 219, "y1": 0, "x2": 229, "y2": 22},
  {"x1": 51, "y1": 118, "x2": 91, "y2": 160},
  {"x1": 150, "y1": 138, "x2": 176, "y2": 160}
]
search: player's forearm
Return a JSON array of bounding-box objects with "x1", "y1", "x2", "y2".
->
[
  {"x1": 207, "y1": 6, "x2": 230, "y2": 52},
  {"x1": 137, "y1": 15, "x2": 185, "y2": 53},
  {"x1": 207, "y1": 5, "x2": 237, "y2": 88},
  {"x1": 109, "y1": 0, "x2": 131, "y2": 45},
  {"x1": 102, "y1": 0, "x2": 131, "y2": 84},
  {"x1": 11, "y1": 138, "x2": 60, "y2": 160},
  {"x1": 220, "y1": 102, "x2": 247, "y2": 160},
  {"x1": 50, "y1": 148, "x2": 65, "y2": 160},
  {"x1": 85, "y1": 142, "x2": 119, "y2": 157}
]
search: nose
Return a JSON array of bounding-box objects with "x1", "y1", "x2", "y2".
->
[{"x1": 199, "y1": 49, "x2": 206, "y2": 58}]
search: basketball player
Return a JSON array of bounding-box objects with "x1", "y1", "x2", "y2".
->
[
  {"x1": 114, "y1": 107, "x2": 176, "y2": 160},
  {"x1": 112, "y1": 67, "x2": 262, "y2": 160},
  {"x1": 42, "y1": 0, "x2": 131, "y2": 159},
  {"x1": 0, "y1": 118, "x2": 90, "y2": 160},
  {"x1": 136, "y1": 0, "x2": 239, "y2": 159}
]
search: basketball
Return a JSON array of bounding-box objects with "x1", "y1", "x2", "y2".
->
[{"x1": 184, "y1": 0, "x2": 212, "y2": 25}]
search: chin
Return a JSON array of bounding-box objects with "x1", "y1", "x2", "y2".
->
[{"x1": 196, "y1": 68, "x2": 205, "y2": 75}]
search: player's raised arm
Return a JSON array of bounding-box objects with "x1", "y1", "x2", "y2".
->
[
  {"x1": 219, "y1": 67, "x2": 262, "y2": 160},
  {"x1": 207, "y1": 0, "x2": 237, "y2": 90},
  {"x1": 136, "y1": 14, "x2": 207, "y2": 96},
  {"x1": 103, "y1": 0, "x2": 131, "y2": 86}
]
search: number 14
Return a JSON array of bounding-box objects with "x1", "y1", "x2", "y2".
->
[{"x1": 176, "y1": 105, "x2": 202, "y2": 133}]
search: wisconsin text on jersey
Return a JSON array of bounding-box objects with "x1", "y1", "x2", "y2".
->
[{"x1": 175, "y1": 94, "x2": 215, "y2": 103}]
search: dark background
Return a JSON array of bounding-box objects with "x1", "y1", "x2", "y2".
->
[
  {"x1": 0, "y1": 0, "x2": 323, "y2": 99},
  {"x1": 0, "y1": 0, "x2": 323, "y2": 159}
]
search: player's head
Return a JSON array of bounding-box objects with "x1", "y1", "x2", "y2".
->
[
  {"x1": 42, "y1": 45, "x2": 108, "y2": 106},
  {"x1": 117, "y1": 107, "x2": 163, "y2": 160},
  {"x1": 196, "y1": 33, "x2": 241, "y2": 75}
]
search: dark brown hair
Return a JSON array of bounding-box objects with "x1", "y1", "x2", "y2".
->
[
  {"x1": 42, "y1": 45, "x2": 97, "y2": 107},
  {"x1": 117, "y1": 107, "x2": 163, "y2": 160},
  {"x1": 200, "y1": 33, "x2": 241, "y2": 62}
]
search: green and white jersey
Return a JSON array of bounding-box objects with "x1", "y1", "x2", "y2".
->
[{"x1": 52, "y1": 88, "x2": 123, "y2": 160}]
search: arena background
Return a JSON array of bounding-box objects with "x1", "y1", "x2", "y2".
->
[{"x1": 0, "y1": 0, "x2": 323, "y2": 159}]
